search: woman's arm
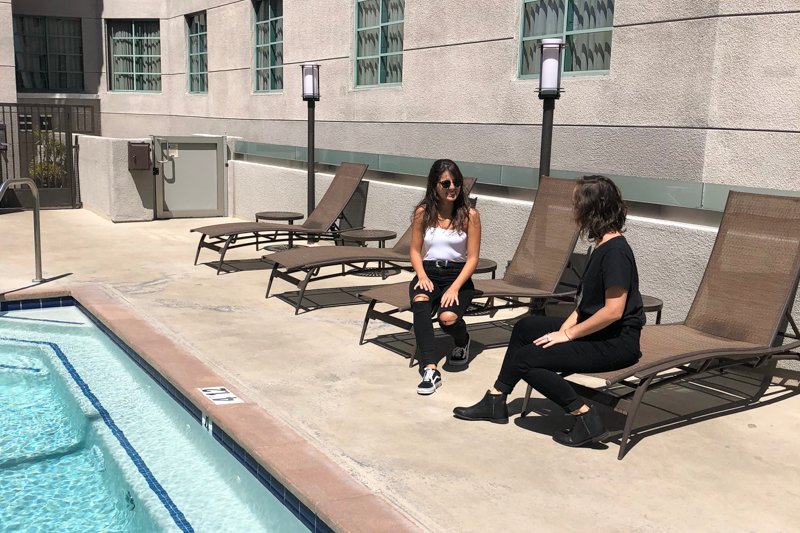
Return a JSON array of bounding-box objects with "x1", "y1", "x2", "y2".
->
[
  {"x1": 410, "y1": 207, "x2": 433, "y2": 292},
  {"x1": 441, "y1": 209, "x2": 481, "y2": 307},
  {"x1": 559, "y1": 310, "x2": 579, "y2": 334},
  {"x1": 536, "y1": 287, "x2": 627, "y2": 347}
]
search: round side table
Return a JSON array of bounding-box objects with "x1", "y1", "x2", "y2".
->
[
  {"x1": 642, "y1": 295, "x2": 664, "y2": 324},
  {"x1": 255, "y1": 211, "x2": 304, "y2": 251},
  {"x1": 339, "y1": 229, "x2": 398, "y2": 278}
]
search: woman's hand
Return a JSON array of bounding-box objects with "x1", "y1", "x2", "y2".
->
[
  {"x1": 414, "y1": 277, "x2": 434, "y2": 293},
  {"x1": 441, "y1": 286, "x2": 460, "y2": 308},
  {"x1": 534, "y1": 331, "x2": 571, "y2": 349}
]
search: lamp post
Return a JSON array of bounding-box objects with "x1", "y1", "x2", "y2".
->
[
  {"x1": 536, "y1": 38, "x2": 565, "y2": 179},
  {"x1": 301, "y1": 63, "x2": 320, "y2": 217}
]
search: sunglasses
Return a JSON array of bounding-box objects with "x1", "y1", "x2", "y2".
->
[{"x1": 437, "y1": 179, "x2": 463, "y2": 189}]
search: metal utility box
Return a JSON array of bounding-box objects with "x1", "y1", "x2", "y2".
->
[
  {"x1": 128, "y1": 142, "x2": 151, "y2": 170},
  {"x1": 0, "y1": 124, "x2": 7, "y2": 150}
]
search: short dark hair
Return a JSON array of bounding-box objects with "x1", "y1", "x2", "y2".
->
[{"x1": 573, "y1": 175, "x2": 627, "y2": 242}]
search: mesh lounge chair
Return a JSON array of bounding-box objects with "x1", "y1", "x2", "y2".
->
[
  {"x1": 191, "y1": 162, "x2": 369, "y2": 274},
  {"x1": 359, "y1": 176, "x2": 581, "y2": 366},
  {"x1": 263, "y1": 178, "x2": 478, "y2": 314},
  {"x1": 519, "y1": 191, "x2": 800, "y2": 459}
]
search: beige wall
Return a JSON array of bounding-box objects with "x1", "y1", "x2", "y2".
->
[
  {"x1": 0, "y1": 0, "x2": 15, "y2": 103},
  {"x1": 7, "y1": 0, "x2": 800, "y2": 196}
]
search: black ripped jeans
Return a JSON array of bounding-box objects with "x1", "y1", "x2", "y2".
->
[
  {"x1": 409, "y1": 261, "x2": 474, "y2": 370},
  {"x1": 494, "y1": 316, "x2": 641, "y2": 412}
]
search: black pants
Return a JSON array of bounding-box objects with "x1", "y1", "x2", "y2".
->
[
  {"x1": 409, "y1": 261, "x2": 474, "y2": 369},
  {"x1": 494, "y1": 316, "x2": 641, "y2": 412}
]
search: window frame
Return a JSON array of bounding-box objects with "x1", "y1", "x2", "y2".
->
[
  {"x1": 253, "y1": 0, "x2": 283, "y2": 93},
  {"x1": 107, "y1": 19, "x2": 162, "y2": 93},
  {"x1": 354, "y1": 0, "x2": 404, "y2": 89},
  {"x1": 13, "y1": 15, "x2": 85, "y2": 93},
  {"x1": 187, "y1": 12, "x2": 208, "y2": 94},
  {"x1": 517, "y1": 0, "x2": 613, "y2": 80}
]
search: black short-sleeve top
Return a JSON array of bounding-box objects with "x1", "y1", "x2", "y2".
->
[{"x1": 576, "y1": 236, "x2": 645, "y2": 337}]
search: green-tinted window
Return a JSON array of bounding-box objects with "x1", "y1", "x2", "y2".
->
[
  {"x1": 254, "y1": 0, "x2": 283, "y2": 92},
  {"x1": 107, "y1": 20, "x2": 161, "y2": 92},
  {"x1": 13, "y1": 16, "x2": 84, "y2": 92},
  {"x1": 187, "y1": 12, "x2": 208, "y2": 93},
  {"x1": 355, "y1": 0, "x2": 404, "y2": 87},
  {"x1": 519, "y1": 0, "x2": 613, "y2": 78}
]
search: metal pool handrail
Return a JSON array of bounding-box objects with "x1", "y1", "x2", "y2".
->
[{"x1": 0, "y1": 178, "x2": 43, "y2": 282}]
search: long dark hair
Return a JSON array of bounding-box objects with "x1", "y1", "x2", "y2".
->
[
  {"x1": 573, "y1": 175, "x2": 627, "y2": 242},
  {"x1": 414, "y1": 159, "x2": 471, "y2": 233}
]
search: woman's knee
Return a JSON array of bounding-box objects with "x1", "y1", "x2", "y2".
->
[
  {"x1": 439, "y1": 310, "x2": 458, "y2": 326},
  {"x1": 413, "y1": 294, "x2": 430, "y2": 303}
]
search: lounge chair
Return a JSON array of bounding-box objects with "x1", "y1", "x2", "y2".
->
[
  {"x1": 191, "y1": 162, "x2": 369, "y2": 274},
  {"x1": 263, "y1": 178, "x2": 478, "y2": 314},
  {"x1": 358, "y1": 176, "x2": 581, "y2": 366},
  {"x1": 519, "y1": 191, "x2": 800, "y2": 459}
]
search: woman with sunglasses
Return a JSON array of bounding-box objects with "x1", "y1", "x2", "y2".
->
[
  {"x1": 453, "y1": 176, "x2": 645, "y2": 447},
  {"x1": 410, "y1": 159, "x2": 481, "y2": 395}
]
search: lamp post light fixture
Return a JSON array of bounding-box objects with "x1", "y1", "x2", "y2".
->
[
  {"x1": 536, "y1": 38, "x2": 565, "y2": 180},
  {"x1": 301, "y1": 63, "x2": 320, "y2": 217}
]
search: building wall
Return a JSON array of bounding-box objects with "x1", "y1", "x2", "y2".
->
[
  {"x1": 77, "y1": 134, "x2": 154, "y2": 222},
  {"x1": 6, "y1": 0, "x2": 800, "y2": 197},
  {"x1": 0, "y1": 0, "x2": 15, "y2": 103}
]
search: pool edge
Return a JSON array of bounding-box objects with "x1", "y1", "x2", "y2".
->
[{"x1": 1, "y1": 285, "x2": 421, "y2": 533}]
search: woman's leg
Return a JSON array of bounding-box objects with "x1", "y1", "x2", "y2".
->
[
  {"x1": 409, "y1": 276, "x2": 443, "y2": 370},
  {"x1": 437, "y1": 278, "x2": 474, "y2": 349},
  {"x1": 493, "y1": 316, "x2": 566, "y2": 394}
]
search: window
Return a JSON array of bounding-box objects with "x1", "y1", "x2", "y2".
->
[
  {"x1": 107, "y1": 20, "x2": 162, "y2": 92},
  {"x1": 519, "y1": 0, "x2": 613, "y2": 78},
  {"x1": 13, "y1": 16, "x2": 84, "y2": 92},
  {"x1": 254, "y1": 0, "x2": 283, "y2": 92},
  {"x1": 187, "y1": 12, "x2": 208, "y2": 93},
  {"x1": 355, "y1": 0, "x2": 404, "y2": 87}
]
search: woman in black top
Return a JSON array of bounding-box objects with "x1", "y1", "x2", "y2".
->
[{"x1": 453, "y1": 175, "x2": 645, "y2": 448}]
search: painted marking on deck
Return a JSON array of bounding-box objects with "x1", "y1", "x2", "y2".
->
[{"x1": 198, "y1": 386, "x2": 243, "y2": 405}]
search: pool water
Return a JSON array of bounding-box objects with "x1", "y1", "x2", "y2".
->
[{"x1": 0, "y1": 306, "x2": 307, "y2": 533}]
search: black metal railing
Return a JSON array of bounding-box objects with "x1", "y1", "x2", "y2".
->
[{"x1": 0, "y1": 102, "x2": 97, "y2": 208}]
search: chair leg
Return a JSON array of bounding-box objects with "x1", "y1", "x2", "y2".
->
[
  {"x1": 295, "y1": 269, "x2": 315, "y2": 315},
  {"x1": 520, "y1": 384, "x2": 533, "y2": 417},
  {"x1": 617, "y1": 374, "x2": 654, "y2": 460},
  {"x1": 266, "y1": 263, "x2": 279, "y2": 298},
  {"x1": 359, "y1": 300, "x2": 376, "y2": 345},
  {"x1": 194, "y1": 235, "x2": 206, "y2": 266},
  {"x1": 408, "y1": 338, "x2": 418, "y2": 368},
  {"x1": 216, "y1": 236, "x2": 234, "y2": 275}
]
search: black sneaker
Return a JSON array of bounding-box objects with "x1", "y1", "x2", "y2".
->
[
  {"x1": 417, "y1": 367, "x2": 442, "y2": 395},
  {"x1": 448, "y1": 334, "x2": 471, "y2": 366}
]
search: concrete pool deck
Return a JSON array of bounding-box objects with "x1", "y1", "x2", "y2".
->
[{"x1": 2, "y1": 208, "x2": 800, "y2": 533}]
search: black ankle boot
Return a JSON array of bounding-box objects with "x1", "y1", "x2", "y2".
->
[
  {"x1": 453, "y1": 391, "x2": 509, "y2": 424},
  {"x1": 553, "y1": 405, "x2": 609, "y2": 447}
]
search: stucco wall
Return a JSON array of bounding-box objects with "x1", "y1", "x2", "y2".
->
[
  {"x1": 77, "y1": 135, "x2": 154, "y2": 222},
  {"x1": 0, "y1": 0, "x2": 15, "y2": 103},
  {"x1": 5, "y1": 0, "x2": 797, "y2": 200}
]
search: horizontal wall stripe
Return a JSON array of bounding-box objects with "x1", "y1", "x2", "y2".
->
[
  {"x1": 405, "y1": 36, "x2": 514, "y2": 52},
  {"x1": 96, "y1": 110, "x2": 800, "y2": 135},
  {"x1": 615, "y1": 9, "x2": 800, "y2": 28}
]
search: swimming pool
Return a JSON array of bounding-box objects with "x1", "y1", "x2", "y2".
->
[{"x1": 0, "y1": 302, "x2": 313, "y2": 532}]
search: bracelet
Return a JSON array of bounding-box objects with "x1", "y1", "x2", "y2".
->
[{"x1": 564, "y1": 329, "x2": 572, "y2": 341}]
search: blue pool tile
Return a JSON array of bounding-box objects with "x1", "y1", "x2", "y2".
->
[
  {"x1": 299, "y1": 503, "x2": 315, "y2": 531},
  {"x1": 269, "y1": 476, "x2": 285, "y2": 502},
  {"x1": 20, "y1": 300, "x2": 40, "y2": 310},
  {"x1": 315, "y1": 519, "x2": 335, "y2": 533},
  {"x1": 60, "y1": 297, "x2": 75, "y2": 306},
  {"x1": 257, "y1": 466, "x2": 271, "y2": 487},
  {"x1": 244, "y1": 453, "x2": 258, "y2": 475},
  {"x1": 41, "y1": 298, "x2": 61, "y2": 308},
  {"x1": 285, "y1": 490, "x2": 300, "y2": 516}
]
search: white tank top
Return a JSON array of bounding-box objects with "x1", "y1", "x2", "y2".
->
[{"x1": 422, "y1": 227, "x2": 468, "y2": 262}]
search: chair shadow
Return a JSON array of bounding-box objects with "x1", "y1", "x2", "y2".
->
[
  {"x1": 274, "y1": 285, "x2": 380, "y2": 313},
  {"x1": 510, "y1": 367, "x2": 800, "y2": 456},
  {"x1": 1, "y1": 273, "x2": 73, "y2": 297},
  {"x1": 202, "y1": 259, "x2": 274, "y2": 274},
  {"x1": 368, "y1": 319, "x2": 519, "y2": 371}
]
